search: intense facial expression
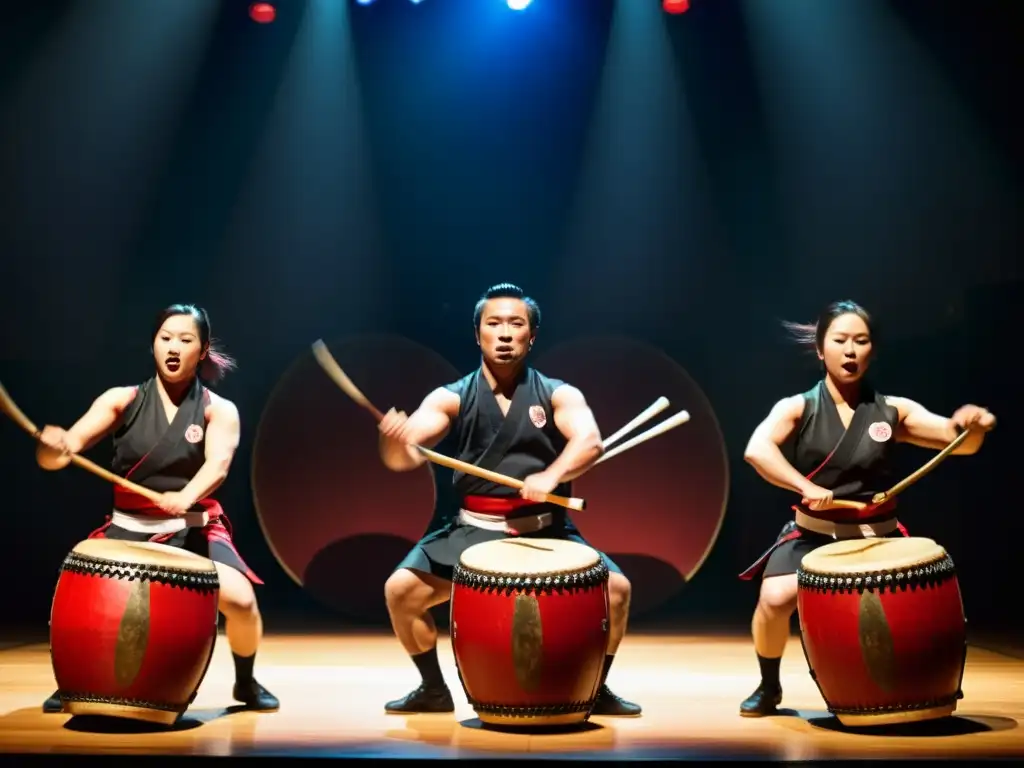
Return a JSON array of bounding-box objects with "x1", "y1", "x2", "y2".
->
[
  {"x1": 818, "y1": 312, "x2": 873, "y2": 384},
  {"x1": 476, "y1": 298, "x2": 534, "y2": 368},
  {"x1": 153, "y1": 314, "x2": 205, "y2": 384}
]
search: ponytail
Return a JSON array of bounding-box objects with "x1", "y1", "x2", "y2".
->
[{"x1": 199, "y1": 341, "x2": 237, "y2": 385}]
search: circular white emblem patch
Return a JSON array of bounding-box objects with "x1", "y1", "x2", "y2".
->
[{"x1": 868, "y1": 422, "x2": 892, "y2": 443}]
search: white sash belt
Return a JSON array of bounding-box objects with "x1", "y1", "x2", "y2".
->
[
  {"x1": 459, "y1": 508, "x2": 553, "y2": 535},
  {"x1": 795, "y1": 510, "x2": 897, "y2": 539},
  {"x1": 111, "y1": 510, "x2": 210, "y2": 535}
]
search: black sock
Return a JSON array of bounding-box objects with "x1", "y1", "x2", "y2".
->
[
  {"x1": 233, "y1": 652, "x2": 256, "y2": 686},
  {"x1": 412, "y1": 647, "x2": 445, "y2": 689},
  {"x1": 757, "y1": 654, "x2": 781, "y2": 690},
  {"x1": 600, "y1": 654, "x2": 615, "y2": 688}
]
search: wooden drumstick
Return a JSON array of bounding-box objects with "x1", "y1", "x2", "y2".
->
[
  {"x1": 602, "y1": 396, "x2": 670, "y2": 449},
  {"x1": 414, "y1": 448, "x2": 585, "y2": 511},
  {"x1": 0, "y1": 380, "x2": 164, "y2": 503},
  {"x1": 310, "y1": 340, "x2": 587, "y2": 512},
  {"x1": 311, "y1": 339, "x2": 386, "y2": 423},
  {"x1": 824, "y1": 429, "x2": 974, "y2": 511},
  {"x1": 596, "y1": 410, "x2": 691, "y2": 465},
  {"x1": 875, "y1": 428, "x2": 972, "y2": 501},
  {"x1": 818, "y1": 499, "x2": 867, "y2": 511}
]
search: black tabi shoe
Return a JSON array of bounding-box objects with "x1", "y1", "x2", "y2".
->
[
  {"x1": 739, "y1": 683, "x2": 782, "y2": 717},
  {"x1": 384, "y1": 683, "x2": 455, "y2": 714},
  {"x1": 232, "y1": 679, "x2": 280, "y2": 712},
  {"x1": 589, "y1": 684, "x2": 642, "y2": 717},
  {"x1": 42, "y1": 690, "x2": 63, "y2": 714}
]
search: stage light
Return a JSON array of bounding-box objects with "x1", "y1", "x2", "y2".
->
[
  {"x1": 507, "y1": 0, "x2": 533, "y2": 10},
  {"x1": 355, "y1": 0, "x2": 376, "y2": 5},
  {"x1": 663, "y1": 0, "x2": 690, "y2": 14},
  {"x1": 249, "y1": 2, "x2": 276, "y2": 23}
]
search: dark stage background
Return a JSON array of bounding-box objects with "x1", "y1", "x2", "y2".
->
[{"x1": 1, "y1": 0, "x2": 1020, "y2": 641}]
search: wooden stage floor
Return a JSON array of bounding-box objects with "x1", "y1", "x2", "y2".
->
[{"x1": 2, "y1": 632, "x2": 1023, "y2": 761}]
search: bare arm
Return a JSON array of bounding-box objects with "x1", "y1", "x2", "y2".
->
[
  {"x1": 545, "y1": 385, "x2": 604, "y2": 483},
  {"x1": 888, "y1": 397, "x2": 990, "y2": 455},
  {"x1": 36, "y1": 386, "x2": 136, "y2": 469},
  {"x1": 378, "y1": 387, "x2": 461, "y2": 472},
  {"x1": 177, "y1": 395, "x2": 241, "y2": 507},
  {"x1": 743, "y1": 395, "x2": 819, "y2": 495}
]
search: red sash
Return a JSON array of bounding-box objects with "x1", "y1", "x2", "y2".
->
[
  {"x1": 462, "y1": 495, "x2": 540, "y2": 517},
  {"x1": 791, "y1": 496, "x2": 898, "y2": 524},
  {"x1": 113, "y1": 487, "x2": 222, "y2": 519},
  {"x1": 89, "y1": 495, "x2": 262, "y2": 585}
]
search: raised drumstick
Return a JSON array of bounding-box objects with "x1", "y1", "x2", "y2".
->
[
  {"x1": 311, "y1": 339, "x2": 587, "y2": 511},
  {"x1": 0, "y1": 380, "x2": 164, "y2": 503},
  {"x1": 602, "y1": 396, "x2": 670, "y2": 449},
  {"x1": 311, "y1": 340, "x2": 386, "y2": 423},
  {"x1": 596, "y1": 410, "x2": 691, "y2": 465}
]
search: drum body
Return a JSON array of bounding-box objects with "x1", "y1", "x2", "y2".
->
[
  {"x1": 450, "y1": 538, "x2": 611, "y2": 727},
  {"x1": 797, "y1": 537, "x2": 967, "y2": 727},
  {"x1": 49, "y1": 539, "x2": 221, "y2": 725}
]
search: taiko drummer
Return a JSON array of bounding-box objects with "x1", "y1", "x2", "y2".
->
[
  {"x1": 377, "y1": 283, "x2": 640, "y2": 717},
  {"x1": 737, "y1": 300, "x2": 995, "y2": 718},
  {"x1": 35, "y1": 304, "x2": 279, "y2": 714}
]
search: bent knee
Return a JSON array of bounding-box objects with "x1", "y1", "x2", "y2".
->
[
  {"x1": 218, "y1": 584, "x2": 257, "y2": 617},
  {"x1": 222, "y1": 593, "x2": 257, "y2": 617},
  {"x1": 385, "y1": 568, "x2": 442, "y2": 612},
  {"x1": 758, "y1": 575, "x2": 798, "y2": 613},
  {"x1": 215, "y1": 564, "x2": 258, "y2": 616},
  {"x1": 385, "y1": 569, "x2": 418, "y2": 604}
]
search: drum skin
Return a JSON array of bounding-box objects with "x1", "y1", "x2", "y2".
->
[
  {"x1": 450, "y1": 558, "x2": 611, "y2": 726},
  {"x1": 49, "y1": 542, "x2": 220, "y2": 725},
  {"x1": 797, "y1": 549, "x2": 967, "y2": 727}
]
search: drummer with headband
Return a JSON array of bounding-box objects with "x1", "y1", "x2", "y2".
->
[
  {"x1": 378, "y1": 283, "x2": 640, "y2": 717},
  {"x1": 737, "y1": 300, "x2": 996, "y2": 718},
  {"x1": 35, "y1": 304, "x2": 279, "y2": 714}
]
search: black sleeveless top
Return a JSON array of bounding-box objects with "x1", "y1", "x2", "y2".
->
[
  {"x1": 791, "y1": 379, "x2": 899, "y2": 504},
  {"x1": 443, "y1": 366, "x2": 571, "y2": 503},
  {"x1": 112, "y1": 375, "x2": 209, "y2": 512}
]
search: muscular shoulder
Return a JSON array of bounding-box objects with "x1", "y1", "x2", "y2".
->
[
  {"x1": 772, "y1": 393, "x2": 807, "y2": 421},
  {"x1": 551, "y1": 383, "x2": 586, "y2": 409},
  {"x1": 883, "y1": 395, "x2": 914, "y2": 423},
  {"x1": 424, "y1": 385, "x2": 461, "y2": 417},
  {"x1": 99, "y1": 385, "x2": 139, "y2": 411},
  {"x1": 205, "y1": 390, "x2": 240, "y2": 422}
]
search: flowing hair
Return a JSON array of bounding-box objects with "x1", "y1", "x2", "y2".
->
[{"x1": 781, "y1": 300, "x2": 875, "y2": 353}]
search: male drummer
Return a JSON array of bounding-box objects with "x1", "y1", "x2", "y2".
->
[{"x1": 378, "y1": 283, "x2": 640, "y2": 717}]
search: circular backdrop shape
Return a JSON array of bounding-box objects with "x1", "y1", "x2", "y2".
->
[
  {"x1": 251, "y1": 333, "x2": 460, "y2": 621},
  {"x1": 534, "y1": 335, "x2": 729, "y2": 616}
]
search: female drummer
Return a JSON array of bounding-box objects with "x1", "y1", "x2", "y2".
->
[
  {"x1": 37, "y1": 304, "x2": 279, "y2": 714},
  {"x1": 737, "y1": 299, "x2": 995, "y2": 717}
]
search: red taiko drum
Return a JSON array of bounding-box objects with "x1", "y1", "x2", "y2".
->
[
  {"x1": 797, "y1": 537, "x2": 967, "y2": 727},
  {"x1": 49, "y1": 539, "x2": 220, "y2": 725},
  {"x1": 450, "y1": 538, "x2": 610, "y2": 727}
]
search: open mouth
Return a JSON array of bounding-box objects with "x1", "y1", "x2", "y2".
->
[
  {"x1": 166, "y1": 358, "x2": 181, "y2": 372},
  {"x1": 841, "y1": 362, "x2": 859, "y2": 374}
]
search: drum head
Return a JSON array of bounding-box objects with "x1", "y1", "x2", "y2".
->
[
  {"x1": 800, "y1": 536, "x2": 945, "y2": 574},
  {"x1": 71, "y1": 539, "x2": 216, "y2": 572},
  {"x1": 460, "y1": 538, "x2": 600, "y2": 576}
]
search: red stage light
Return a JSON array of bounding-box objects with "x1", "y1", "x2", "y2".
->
[
  {"x1": 249, "y1": 2, "x2": 276, "y2": 23},
  {"x1": 663, "y1": 0, "x2": 690, "y2": 14}
]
